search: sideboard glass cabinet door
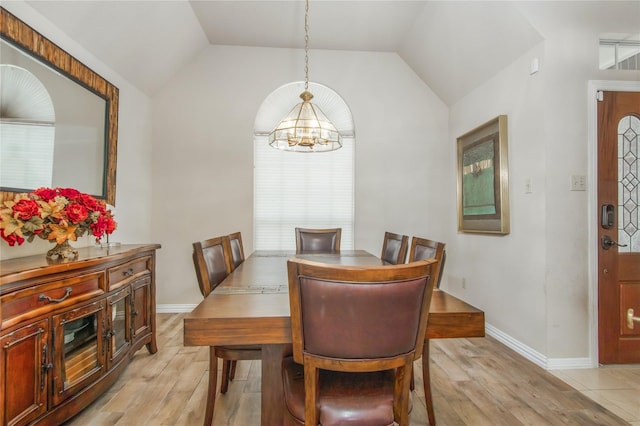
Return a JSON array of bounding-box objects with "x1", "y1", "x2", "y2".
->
[
  {"x1": 107, "y1": 286, "x2": 131, "y2": 368},
  {"x1": 131, "y1": 276, "x2": 153, "y2": 346},
  {"x1": 52, "y1": 301, "x2": 105, "y2": 406}
]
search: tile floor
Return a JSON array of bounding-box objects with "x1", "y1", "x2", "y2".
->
[{"x1": 552, "y1": 365, "x2": 640, "y2": 425}]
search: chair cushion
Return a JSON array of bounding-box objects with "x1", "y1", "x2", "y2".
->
[
  {"x1": 298, "y1": 277, "x2": 426, "y2": 359},
  {"x1": 382, "y1": 239, "x2": 402, "y2": 264},
  {"x1": 299, "y1": 234, "x2": 338, "y2": 252},
  {"x1": 282, "y1": 356, "x2": 407, "y2": 426}
]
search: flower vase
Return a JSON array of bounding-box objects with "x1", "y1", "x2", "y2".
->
[{"x1": 46, "y1": 240, "x2": 78, "y2": 260}]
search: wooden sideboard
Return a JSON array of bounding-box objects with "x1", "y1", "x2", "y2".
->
[{"x1": 0, "y1": 244, "x2": 160, "y2": 426}]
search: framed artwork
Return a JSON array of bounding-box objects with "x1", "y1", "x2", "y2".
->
[{"x1": 457, "y1": 115, "x2": 510, "y2": 234}]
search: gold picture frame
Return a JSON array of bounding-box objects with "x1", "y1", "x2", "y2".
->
[{"x1": 457, "y1": 115, "x2": 509, "y2": 234}]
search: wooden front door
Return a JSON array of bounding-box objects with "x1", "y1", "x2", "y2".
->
[{"x1": 597, "y1": 90, "x2": 640, "y2": 364}]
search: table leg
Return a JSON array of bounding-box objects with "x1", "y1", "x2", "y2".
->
[
  {"x1": 204, "y1": 347, "x2": 218, "y2": 426},
  {"x1": 261, "y1": 344, "x2": 288, "y2": 426},
  {"x1": 422, "y1": 339, "x2": 436, "y2": 425}
]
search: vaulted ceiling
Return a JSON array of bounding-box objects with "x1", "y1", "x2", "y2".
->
[{"x1": 21, "y1": 1, "x2": 640, "y2": 106}]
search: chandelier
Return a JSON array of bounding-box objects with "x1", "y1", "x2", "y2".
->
[{"x1": 269, "y1": 0, "x2": 342, "y2": 152}]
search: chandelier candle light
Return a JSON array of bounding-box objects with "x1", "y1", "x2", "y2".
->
[{"x1": 269, "y1": 0, "x2": 342, "y2": 152}]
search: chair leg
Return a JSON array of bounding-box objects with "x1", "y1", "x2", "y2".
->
[
  {"x1": 422, "y1": 339, "x2": 436, "y2": 425},
  {"x1": 204, "y1": 347, "x2": 218, "y2": 426},
  {"x1": 220, "y1": 359, "x2": 232, "y2": 394},
  {"x1": 230, "y1": 360, "x2": 238, "y2": 380},
  {"x1": 410, "y1": 364, "x2": 415, "y2": 391}
]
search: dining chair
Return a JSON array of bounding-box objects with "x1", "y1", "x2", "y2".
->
[
  {"x1": 192, "y1": 235, "x2": 262, "y2": 426},
  {"x1": 228, "y1": 231, "x2": 245, "y2": 271},
  {"x1": 295, "y1": 227, "x2": 341, "y2": 253},
  {"x1": 381, "y1": 231, "x2": 409, "y2": 264},
  {"x1": 283, "y1": 257, "x2": 437, "y2": 426},
  {"x1": 407, "y1": 236, "x2": 446, "y2": 425},
  {"x1": 192, "y1": 236, "x2": 232, "y2": 298},
  {"x1": 408, "y1": 236, "x2": 446, "y2": 288}
]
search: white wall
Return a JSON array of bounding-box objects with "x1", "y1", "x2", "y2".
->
[
  {"x1": 449, "y1": 43, "x2": 549, "y2": 358},
  {"x1": 0, "y1": 2, "x2": 154, "y2": 260},
  {"x1": 151, "y1": 45, "x2": 448, "y2": 305},
  {"x1": 449, "y1": 21, "x2": 640, "y2": 362}
]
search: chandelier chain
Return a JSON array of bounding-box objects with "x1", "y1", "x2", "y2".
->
[{"x1": 304, "y1": 0, "x2": 309, "y2": 90}]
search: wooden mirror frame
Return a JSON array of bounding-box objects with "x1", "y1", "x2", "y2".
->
[{"x1": 0, "y1": 7, "x2": 118, "y2": 205}]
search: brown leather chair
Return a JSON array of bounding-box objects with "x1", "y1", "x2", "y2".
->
[
  {"x1": 283, "y1": 258, "x2": 437, "y2": 426},
  {"x1": 295, "y1": 227, "x2": 341, "y2": 253},
  {"x1": 381, "y1": 231, "x2": 409, "y2": 264},
  {"x1": 228, "y1": 231, "x2": 245, "y2": 271},
  {"x1": 408, "y1": 236, "x2": 446, "y2": 288},
  {"x1": 192, "y1": 235, "x2": 261, "y2": 426},
  {"x1": 192, "y1": 236, "x2": 232, "y2": 298}
]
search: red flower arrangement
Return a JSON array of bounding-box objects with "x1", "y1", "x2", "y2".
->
[{"x1": 0, "y1": 187, "x2": 117, "y2": 247}]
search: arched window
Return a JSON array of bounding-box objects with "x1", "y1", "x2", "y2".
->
[{"x1": 254, "y1": 82, "x2": 355, "y2": 250}]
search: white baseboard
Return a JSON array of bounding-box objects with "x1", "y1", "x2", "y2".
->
[
  {"x1": 157, "y1": 304, "x2": 197, "y2": 313},
  {"x1": 546, "y1": 357, "x2": 596, "y2": 370},
  {"x1": 485, "y1": 323, "x2": 547, "y2": 369},
  {"x1": 485, "y1": 323, "x2": 596, "y2": 370}
]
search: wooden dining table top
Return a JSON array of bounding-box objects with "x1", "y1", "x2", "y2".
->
[
  {"x1": 183, "y1": 250, "x2": 485, "y2": 346},
  {"x1": 183, "y1": 250, "x2": 485, "y2": 426}
]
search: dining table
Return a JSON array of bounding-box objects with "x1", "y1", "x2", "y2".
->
[{"x1": 183, "y1": 250, "x2": 485, "y2": 425}]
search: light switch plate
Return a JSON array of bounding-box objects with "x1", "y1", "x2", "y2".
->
[{"x1": 570, "y1": 175, "x2": 586, "y2": 191}]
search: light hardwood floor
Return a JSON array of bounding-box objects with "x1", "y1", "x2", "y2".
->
[{"x1": 65, "y1": 314, "x2": 637, "y2": 425}]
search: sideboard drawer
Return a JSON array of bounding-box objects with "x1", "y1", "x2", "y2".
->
[
  {"x1": 1, "y1": 272, "x2": 105, "y2": 330},
  {"x1": 108, "y1": 256, "x2": 152, "y2": 290}
]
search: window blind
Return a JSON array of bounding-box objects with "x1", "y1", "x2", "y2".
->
[
  {"x1": 254, "y1": 137, "x2": 354, "y2": 250},
  {"x1": 0, "y1": 122, "x2": 54, "y2": 189}
]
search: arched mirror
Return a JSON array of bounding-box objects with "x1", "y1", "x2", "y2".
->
[{"x1": 0, "y1": 7, "x2": 118, "y2": 205}]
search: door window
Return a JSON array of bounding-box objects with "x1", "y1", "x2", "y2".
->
[{"x1": 618, "y1": 114, "x2": 639, "y2": 251}]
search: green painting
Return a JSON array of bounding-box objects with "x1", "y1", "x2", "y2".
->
[
  {"x1": 462, "y1": 137, "x2": 497, "y2": 217},
  {"x1": 457, "y1": 115, "x2": 509, "y2": 234}
]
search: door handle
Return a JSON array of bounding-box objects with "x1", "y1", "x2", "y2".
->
[
  {"x1": 601, "y1": 235, "x2": 628, "y2": 250},
  {"x1": 627, "y1": 308, "x2": 640, "y2": 330}
]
